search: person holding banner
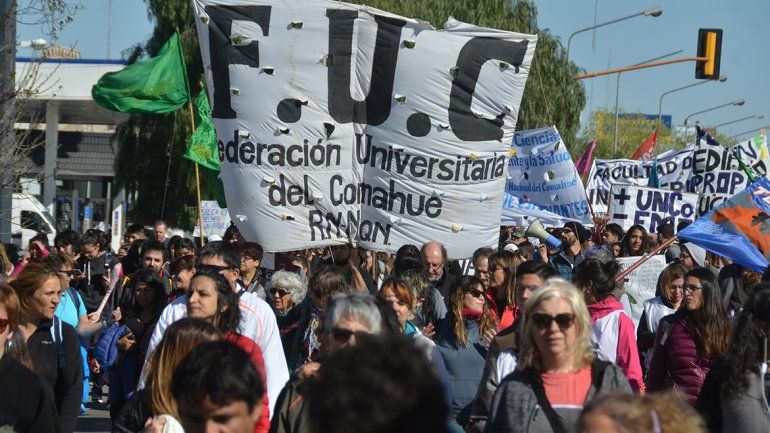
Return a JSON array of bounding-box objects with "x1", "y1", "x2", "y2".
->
[
  {"x1": 646, "y1": 268, "x2": 731, "y2": 404},
  {"x1": 618, "y1": 225, "x2": 649, "y2": 258},
  {"x1": 573, "y1": 259, "x2": 643, "y2": 392}
]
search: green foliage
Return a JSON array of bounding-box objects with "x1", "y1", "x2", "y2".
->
[
  {"x1": 349, "y1": 0, "x2": 586, "y2": 146},
  {"x1": 116, "y1": 0, "x2": 586, "y2": 229},
  {"x1": 578, "y1": 108, "x2": 673, "y2": 160}
]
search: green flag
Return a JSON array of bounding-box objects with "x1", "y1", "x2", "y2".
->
[
  {"x1": 184, "y1": 91, "x2": 220, "y2": 171},
  {"x1": 92, "y1": 33, "x2": 190, "y2": 114}
]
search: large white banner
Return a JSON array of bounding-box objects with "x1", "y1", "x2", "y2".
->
[
  {"x1": 193, "y1": 0, "x2": 537, "y2": 259},
  {"x1": 501, "y1": 193, "x2": 578, "y2": 227},
  {"x1": 607, "y1": 184, "x2": 698, "y2": 233},
  {"x1": 507, "y1": 126, "x2": 592, "y2": 225},
  {"x1": 587, "y1": 136, "x2": 769, "y2": 215}
]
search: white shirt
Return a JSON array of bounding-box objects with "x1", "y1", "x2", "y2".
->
[{"x1": 142, "y1": 290, "x2": 290, "y2": 415}]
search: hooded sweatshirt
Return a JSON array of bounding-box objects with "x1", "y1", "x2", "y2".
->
[{"x1": 588, "y1": 297, "x2": 644, "y2": 392}]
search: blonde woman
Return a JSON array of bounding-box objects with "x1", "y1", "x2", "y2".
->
[
  {"x1": 580, "y1": 391, "x2": 705, "y2": 433},
  {"x1": 486, "y1": 279, "x2": 631, "y2": 433},
  {"x1": 112, "y1": 318, "x2": 221, "y2": 432},
  {"x1": 435, "y1": 275, "x2": 497, "y2": 430}
]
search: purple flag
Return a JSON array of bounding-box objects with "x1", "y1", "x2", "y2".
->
[{"x1": 575, "y1": 139, "x2": 596, "y2": 177}]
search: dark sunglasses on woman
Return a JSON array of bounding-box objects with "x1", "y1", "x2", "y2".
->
[{"x1": 531, "y1": 313, "x2": 575, "y2": 330}]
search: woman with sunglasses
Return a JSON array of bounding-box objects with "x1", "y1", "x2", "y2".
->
[
  {"x1": 572, "y1": 259, "x2": 643, "y2": 392},
  {"x1": 268, "y1": 270, "x2": 308, "y2": 370},
  {"x1": 11, "y1": 263, "x2": 82, "y2": 433},
  {"x1": 646, "y1": 267, "x2": 731, "y2": 404},
  {"x1": 486, "y1": 280, "x2": 631, "y2": 433},
  {"x1": 186, "y1": 270, "x2": 270, "y2": 432},
  {"x1": 0, "y1": 284, "x2": 62, "y2": 433},
  {"x1": 637, "y1": 264, "x2": 685, "y2": 370},
  {"x1": 487, "y1": 251, "x2": 523, "y2": 331},
  {"x1": 435, "y1": 276, "x2": 497, "y2": 430}
]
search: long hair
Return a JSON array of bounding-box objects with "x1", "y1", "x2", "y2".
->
[
  {"x1": 10, "y1": 263, "x2": 61, "y2": 315},
  {"x1": 659, "y1": 264, "x2": 685, "y2": 305},
  {"x1": 0, "y1": 284, "x2": 34, "y2": 370},
  {"x1": 125, "y1": 268, "x2": 166, "y2": 318},
  {"x1": 518, "y1": 279, "x2": 595, "y2": 372},
  {"x1": 0, "y1": 243, "x2": 12, "y2": 275},
  {"x1": 189, "y1": 271, "x2": 242, "y2": 335},
  {"x1": 683, "y1": 267, "x2": 730, "y2": 358},
  {"x1": 448, "y1": 276, "x2": 496, "y2": 347},
  {"x1": 619, "y1": 224, "x2": 649, "y2": 257},
  {"x1": 145, "y1": 318, "x2": 222, "y2": 418},
  {"x1": 572, "y1": 258, "x2": 621, "y2": 302},
  {"x1": 720, "y1": 285, "x2": 770, "y2": 398},
  {"x1": 488, "y1": 251, "x2": 523, "y2": 308}
]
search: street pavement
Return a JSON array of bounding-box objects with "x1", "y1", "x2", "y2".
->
[{"x1": 75, "y1": 388, "x2": 111, "y2": 433}]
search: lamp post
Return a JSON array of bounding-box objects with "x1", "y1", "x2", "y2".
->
[
  {"x1": 613, "y1": 49, "x2": 683, "y2": 158},
  {"x1": 728, "y1": 126, "x2": 770, "y2": 141},
  {"x1": 712, "y1": 114, "x2": 764, "y2": 131},
  {"x1": 683, "y1": 99, "x2": 745, "y2": 143},
  {"x1": 657, "y1": 75, "x2": 727, "y2": 132},
  {"x1": 564, "y1": 7, "x2": 663, "y2": 96}
]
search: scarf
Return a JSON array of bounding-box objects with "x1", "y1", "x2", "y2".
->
[{"x1": 463, "y1": 308, "x2": 484, "y2": 321}]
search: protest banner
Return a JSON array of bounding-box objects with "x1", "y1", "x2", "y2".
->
[
  {"x1": 193, "y1": 0, "x2": 536, "y2": 259},
  {"x1": 587, "y1": 135, "x2": 769, "y2": 215},
  {"x1": 501, "y1": 193, "x2": 579, "y2": 227},
  {"x1": 607, "y1": 184, "x2": 698, "y2": 233},
  {"x1": 193, "y1": 200, "x2": 232, "y2": 238},
  {"x1": 507, "y1": 126, "x2": 592, "y2": 225},
  {"x1": 616, "y1": 255, "x2": 666, "y2": 328}
]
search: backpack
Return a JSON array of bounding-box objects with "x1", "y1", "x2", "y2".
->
[
  {"x1": 92, "y1": 323, "x2": 128, "y2": 370},
  {"x1": 49, "y1": 316, "x2": 66, "y2": 370}
]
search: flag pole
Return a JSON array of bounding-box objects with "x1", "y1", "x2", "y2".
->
[
  {"x1": 614, "y1": 237, "x2": 677, "y2": 283},
  {"x1": 187, "y1": 103, "x2": 206, "y2": 246},
  {"x1": 176, "y1": 30, "x2": 206, "y2": 246}
]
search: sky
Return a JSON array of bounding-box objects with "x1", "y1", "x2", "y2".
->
[{"x1": 17, "y1": 0, "x2": 770, "y2": 142}]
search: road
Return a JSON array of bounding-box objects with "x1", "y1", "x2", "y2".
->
[{"x1": 75, "y1": 392, "x2": 111, "y2": 433}]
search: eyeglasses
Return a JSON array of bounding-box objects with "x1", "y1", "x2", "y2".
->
[
  {"x1": 465, "y1": 289, "x2": 485, "y2": 299},
  {"x1": 241, "y1": 256, "x2": 254, "y2": 262},
  {"x1": 0, "y1": 318, "x2": 8, "y2": 333},
  {"x1": 530, "y1": 313, "x2": 575, "y2": 330},
  {"x1": 330, "y1": 327, "x2": 368, "y2": 344},
  {"x1": 683, "y1": 284, "x2": 702, "y2": 293},
  {"x1": 270, "y1": 287, "x2": 290, "y2": 297}
]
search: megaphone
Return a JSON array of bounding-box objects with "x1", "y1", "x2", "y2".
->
[{"x1": 525, "y1": 219, "x2": 562, "y2": 250}]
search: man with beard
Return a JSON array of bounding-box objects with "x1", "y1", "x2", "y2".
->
[
  {"x1": 472, "y1": 247, "x2": 495, "y2": 289},
  {"x1": 420, "y1": 242, "x2": 456, "y2": 308},
  {"x1": 549, "y1": 221, "x2": 586, "y2": 280}
]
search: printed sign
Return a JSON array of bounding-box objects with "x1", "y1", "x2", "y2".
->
[
  {"x1": 607, "y1": 184, "x2": 698, "y2": 233},
  {"x1": 617, "y1": 255, "x2": 666, "y2": 328},
  {"x1": 193, "y1": 0, "x2": 537, "y2": 259},
  {"x1": 586, "y1": 136, "x2": 770, "y2": 215},
  {"x1": 507, "y1": 126, "x2": 592, "y2": 225},
  {"x1": 194, "y1": 200, "x2": 232, "y2": 238}
]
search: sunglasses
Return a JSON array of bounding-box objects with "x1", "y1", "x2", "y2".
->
[
  {"x1": 0, "y1": 318, "x2": 8, "y2": 333},
  {"x1": 270, "y1": 287, "x2": 290, "y2": 297},
  {"x1": 530, "y1": 313, "x2": 575, "y2": 330},
  {"x1": 465, "y1": 289, "x2": 485, "y2": 299},
  {"x1": 330, "y1": 327, "x2": 368, "y2": 344}
]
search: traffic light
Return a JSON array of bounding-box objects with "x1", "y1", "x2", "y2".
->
[{"x1": 696, "y1": 28, "x2": 722, "y2": 79}]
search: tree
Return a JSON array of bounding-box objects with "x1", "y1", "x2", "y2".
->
[
  {"x1": 577, "y1": 109, "x2": 674, "y2": 160},
  {"x1": 116, "y1": 0, "x2": 586, "y2": 229}
]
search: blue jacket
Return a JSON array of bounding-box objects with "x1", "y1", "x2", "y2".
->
[
  {"x1": 436, "y1": 317, "x2": 487, "y2": 429},
  {"x1": 549, "y1": 250, "x2": 584, "y2": 281}
]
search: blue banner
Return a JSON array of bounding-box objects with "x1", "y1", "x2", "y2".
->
[{"x1": 678, "y1": 178, "x2": 770, "y2": 272}]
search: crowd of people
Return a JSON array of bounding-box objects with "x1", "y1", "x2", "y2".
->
[{"x1": 0, "y1": 217, "x2": 768, "y2": 433}]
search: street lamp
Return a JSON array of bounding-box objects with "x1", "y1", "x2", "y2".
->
[
  {"x1": 565, "y1": 7, "x2": 663, "y2": 91},
  {"x1": 613, "y1": 49, "x2": 683, "y2": 158},
  {"x1": 18, "y1": 39, "x2": 47, "y2": 50},
  {"x1": 683, "y1": 99, "x2": 745, "y2": 143},
  {"x1": 657, "y1": 75, "x2": 727, "y2": 132},
  {"x1": 712, "y1": 114, "x2": 764, "y2": 130},
  {"x1": 729, "y1": 126, "x2": 770, "y2": 141}
]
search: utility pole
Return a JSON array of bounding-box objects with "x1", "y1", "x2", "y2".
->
[{"x1": 0, "y1": 0, "x2": 16, "y2": 245}]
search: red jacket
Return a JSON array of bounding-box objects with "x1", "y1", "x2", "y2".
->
[
  {"x1": 588, "y1": 297, "x2": 644, "y2": 393},
  {"x1": 646, "y1": 313, "x2": 714, "y2": 404},
  {"x1": 226, "y1": 333, "x2": 271, "y2": 433},
  {"x1": 485, "y1": 288, "x2": 515, "y2": 330}
]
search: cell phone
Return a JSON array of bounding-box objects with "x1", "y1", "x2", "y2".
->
[{"x1": 68, "y1": 269, "x2": 84, "y2": 278}]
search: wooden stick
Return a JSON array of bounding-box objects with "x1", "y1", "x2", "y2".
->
[
  {"x1": 187, "y1": 101, "x2": 206, "y2": 246},
  {"x1": 615, "y1": 237, "x2": 678, "y2": 283},
  {"x1": 575, "y1": 57, "x2": 708, "y2": 80}
]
